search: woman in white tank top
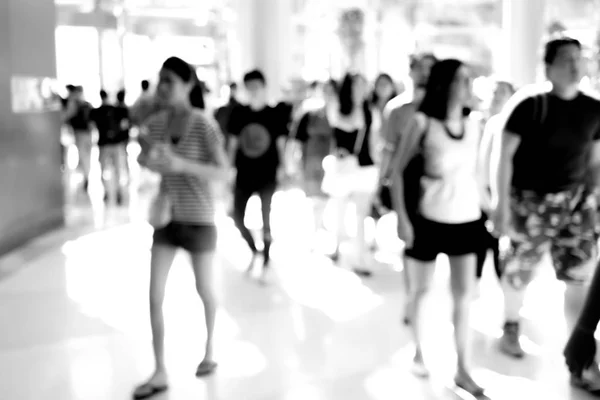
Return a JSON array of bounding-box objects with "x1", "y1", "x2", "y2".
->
[{"x1": 391, "y1": 59, "x2": 486, "y2": 397}]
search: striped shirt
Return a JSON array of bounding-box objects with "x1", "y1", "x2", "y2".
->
[{"x1": 146, "y1": 109, "x2": 224, "y2": 225}]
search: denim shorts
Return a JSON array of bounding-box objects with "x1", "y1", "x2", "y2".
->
[{"x1": 153, "y1": 222, "x2": 217, "y2": 253}]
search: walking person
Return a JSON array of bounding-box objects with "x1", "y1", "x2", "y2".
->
[
  {"x1": 390, "y1": 59, "x2": 485, "y2": 396},
  {"x1": 133, "y1": 56, "x2": 229, "y2": 400},
  {"x1": 376, "y1": 53, "x2": 436, "y2": 324},
  {"x1": 63, "y1": 85, "x2": 93, "y2": 191},
  {"x1": 564, "y1": 263, "x2": 600, "y2": 395},
  {"x1": 227, "y1": 69, "x2": 290, "y2": 283},
  {"x1": 287, "y1": 81, "x2": 335, "y2": 244},
  {"x1": 474, "y1": 81, "x2": 516, "y2": 284},
  {"x1": 493, "y1": 37, "x2": 600, "y2": 359},
  {"x1": 324, "y1": 73, "x2": 378, "y2": 276}
]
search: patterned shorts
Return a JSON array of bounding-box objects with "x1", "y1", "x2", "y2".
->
[{"x1": 504, "y1": 185, "x2": 599, "y2": 284}]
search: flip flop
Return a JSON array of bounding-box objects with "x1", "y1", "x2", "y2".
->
[
  {"x1": 454, "y1": 378, "x2": 485, "y2": 398},
  {"x1": 195, "y1": 360, "x2": 218, "y2": 377},
  {"x1": 353, "y1": 268, "x2": 372, "y2": 277},
  {"x1": 132, "y1": 383, "x2": 169, "y2": 400}
]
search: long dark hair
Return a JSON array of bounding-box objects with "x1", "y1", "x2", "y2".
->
[
  {"x1": 371, "y1": 73, "x2": 397, "y2": 107},
  {"x1": 418, "y1": 59, "x2": 464, "y2": 121},
  {"x1": 338, "y1": 73, "x2": 362, "y2": 116},
  {"x1": 162, "y1": 57, "x2": 205, "y2": 110}
]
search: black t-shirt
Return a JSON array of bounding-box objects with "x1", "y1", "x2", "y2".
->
[
  {"x1": 295, "y1": 111, "x2": 331, "y2": 142},
  {"x1": 215, "y1": 101, "x2": 240, "y2": 135},
  {"x1": 505, "y1": 92, "x2": 600, "y2": 193},
  {"x1": 91, "y1": 105, "x2": 122, "y2": 146},
  {"x1": 68, "y1": 102, "x2": 92, "y2": 131},
  {"x1": 228, "y1": 105, "x2": 289, "y2": 186}
]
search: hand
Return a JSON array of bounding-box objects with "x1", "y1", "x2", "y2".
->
[
  {"x1": 229, "y1": 168, "x2": 237, "y2": 185},
  {"x1": 371, "y1": 186, "x2": 385, "y2": 212},
  {"x1": 277, "y1": 166, "x2": 287, "y2": 183},
  {"x1": 397, "y1": 217, "x2": 414, "y2": 249},
  {"x1": 491, "y1": 202, "x2": 511, "y2": 237},
  {"x1": 145, "y1": 145, "x2": 187, "y2": 174},
  {"x1": 564, "y1": 325, "x2": 597, "y2": 375}
]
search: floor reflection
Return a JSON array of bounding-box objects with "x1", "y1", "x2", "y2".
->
[{"x1": 0, "y1": 155, "x2": 598, "y2": 399}]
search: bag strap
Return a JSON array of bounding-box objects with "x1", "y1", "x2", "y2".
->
[
  {"x1": 533, "y1": 93, "x2": 548, "y2": 130},
  {"x1": 539, "y1": 93, "x2": 548, "y2": 127},
  {"x1": 352, "y1": 124, "x2": 367, "y2": 156},
  {"x1": 352, "y1": 105, "x2": 370, "y2": 155}
]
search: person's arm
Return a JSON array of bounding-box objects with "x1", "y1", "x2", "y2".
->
[
  {"x1": 493, "y1": 98, "x2": 532, "y2": 214},
  {"x1": 368, "y1": 106, "x2": 382, "y2": 165},
  {"x1": 495, "y1": 132, "x2": 520, "y2": 212},
  {"x1": 378, "y1": 105, "x2": 404, "y2": 184},
  {"x1": 477, "y1": 116, "x2": 496, "y2": 210},
  {"x1": 285, "y1": 112, "x2": 309, "y2": 173},
  {"x1": 587, "y1": 117, "x2": 600, "y2": 195},
  {"x1": 388, "y1": 113, "x2": 426, "y2": 222},
  {"x1": 226, "y1": 106, "x2": 241, "y2": 162},
  {"x1": 61, "y1": 99, "x2": 78, "y2": 123}
]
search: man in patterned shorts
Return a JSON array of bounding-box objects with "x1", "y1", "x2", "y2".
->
[{"x1": 494, "y1": 37, "x2": 600, "y2": 359}]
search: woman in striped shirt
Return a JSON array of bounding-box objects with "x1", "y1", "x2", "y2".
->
[{"x1": 134, "y1": 57, "x2": 229, "y2": 400}]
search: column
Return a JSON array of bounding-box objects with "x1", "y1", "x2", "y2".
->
[
  {"x1": 498, "y1": 0, "x2": 546, "y2": 87},
  {"x1": 230, "y1": 0, "x2": 295, "y2": 101},
  {"x1": 0, "y1": 0, "x2": 63, "y2": 255}
]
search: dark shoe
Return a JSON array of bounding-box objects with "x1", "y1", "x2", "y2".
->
[
  {"x1": 116, "y1": 191, "x2": 124, "y2": 206},
  {"x1": 500, "y1": 321, "x2": 525, "y2": 358},
  {"x1": 353, "y1": 267, "x2": 372, "y2": 278},
  {"x1": 557, "y1": 268, "x2": 587, "y2": 285},
  {"x1": 195, "y1": 360, "x2": 218, "y2": 377},
  {"x1": 571, "y1": 362, "x2": 600, "y2": 396},
  {"x1": 328, "y1": 248, "x2": 341, "y2": 263},
  {"x1": 133, "y1": 383, "x2": 168, "y2": 400}
]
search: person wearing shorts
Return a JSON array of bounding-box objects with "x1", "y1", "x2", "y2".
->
[
  {"x1": 133, "y1": 57, "x2": 229, "y2": 400},
  {"x1": 377, "y1": 52, "x2": 436, "y2": 324},
  {"x1": 392, "y1": 59, "x2": 485, "y2": 397},
  {"x1": 290, "y1": 101, "x2": 333, "y2": 241},
  {"x1": 494, "y1": 37, "x2": 600, "y2": 360}
]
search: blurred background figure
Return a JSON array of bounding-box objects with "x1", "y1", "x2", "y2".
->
[
  {"x1": 214, "y1": 82, "x2": 241, "y2": 149},
  {"x1": 62, "y1": 85, "x2": 93, "y2": 192}
]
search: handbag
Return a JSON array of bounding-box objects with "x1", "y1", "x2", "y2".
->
[
  {"x1": 148, "y1": 186, "x2": 171, "y2": 229},
  {"x1": 322, "y1": 124, "x2": 368, "y2": 197}
]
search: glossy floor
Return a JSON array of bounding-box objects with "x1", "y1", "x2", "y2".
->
[{"x1": 1, "y1": 187, "x2": 599, "y2": 400}]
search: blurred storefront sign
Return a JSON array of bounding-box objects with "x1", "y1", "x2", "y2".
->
[{"x1": 11, "y1": 76, "x2": 62, "y2": 114}]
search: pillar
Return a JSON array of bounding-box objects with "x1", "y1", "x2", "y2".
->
[
  {"x1": 230, "y1": 0, "x2": 294, "y2": 101},
  {"x1": 498, "y1": 0, "x2": 546, "y2": 87},
  {"x1": 0, "y1": 0, "x2": 63, "y2": 255}
]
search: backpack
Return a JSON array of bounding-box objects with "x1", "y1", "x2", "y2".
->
[{"x1": 532, "y1": 92, "x2": 549, "y2": 130}]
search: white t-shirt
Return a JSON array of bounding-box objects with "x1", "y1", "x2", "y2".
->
[{"x1": 418, "y1": 113, "x2": 482, "y2": 224}]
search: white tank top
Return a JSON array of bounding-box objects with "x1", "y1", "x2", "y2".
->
[{"x1": 418, "y1": 113, "x2": 482, "y2": 224}]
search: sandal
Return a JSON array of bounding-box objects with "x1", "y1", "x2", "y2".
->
[
  {"x1": 132, "y1": 383, "x2": 168, "y2": 400},
  {"x1": 353, "y1": 267, "x2": 372, "y2": 278},
  {"x1": 454, "y1": 377, "x2": 485, "y2": 398},
  {"x1": 195, "y1": 360, "x2": 218, "y2": 377}
]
